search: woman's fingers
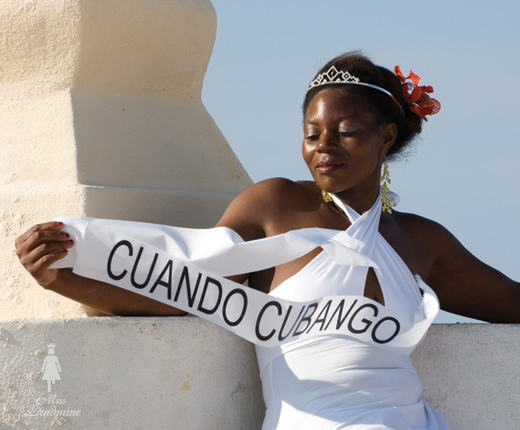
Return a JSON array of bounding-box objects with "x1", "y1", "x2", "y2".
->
[
  {"x1": 15, "y1": 221, "x2": 74, "y2": 287},
  {"x1": 22, "y1": 238, "x2": 74, "y2": 265},
  {"x1": 15, "y1": 221, "x2": 67, "y2": 249}
]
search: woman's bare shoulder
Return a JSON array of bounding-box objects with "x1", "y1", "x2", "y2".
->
[
  {"x1": 390, "y1": 210, "x2": 454, "y2": 257},
  {"x1": 391, "y1": 210, "x2": 451, "y2": 240},
  {"x1": 256, "y1": 177, "x2": 317, "y2": 197},
  {"x1": 237, "y1": 178, "x2": 320, "y2": 210},
  {"x1": 216, "y1": 178, "x2": 320, "y2": 240}
]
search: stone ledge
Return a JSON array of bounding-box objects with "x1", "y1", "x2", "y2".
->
[
  {"x1": 0, "y1": 319, "x2": 518, "y2": 429},
  {"x1": 0, "y1": 316, "x2": 264, "y2": 430},
  {"x1": 412, "y1": 324, "x2": 520, "y2": 430}
]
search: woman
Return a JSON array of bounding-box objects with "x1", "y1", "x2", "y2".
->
[{"x1": 15, "y1": 52, "x2": 520, "y2": 429}]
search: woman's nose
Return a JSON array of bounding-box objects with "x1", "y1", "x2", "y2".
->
[{"x1": 317, "y1": 130, "x2": 338, "y2": 151}]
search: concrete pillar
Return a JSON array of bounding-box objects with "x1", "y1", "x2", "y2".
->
[{"x1": 0, "y1": 0, "x2": 251, "y2": 320}]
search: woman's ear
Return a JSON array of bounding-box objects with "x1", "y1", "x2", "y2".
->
[{"x1": 382, "y1": 122, "x2": 398, "y2": 150}]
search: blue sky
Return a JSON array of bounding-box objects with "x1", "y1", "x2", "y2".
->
[{"x1": 202, "y1": 0, "x2": 520, "y2": 323}]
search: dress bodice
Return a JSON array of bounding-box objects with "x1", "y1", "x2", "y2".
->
[{"x1": 254, "y1": 194, "x2": 448, "y2": 429}]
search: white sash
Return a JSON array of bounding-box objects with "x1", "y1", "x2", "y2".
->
[{"x1": 52, "y1": 200, "x2": 439, "y2": 355}]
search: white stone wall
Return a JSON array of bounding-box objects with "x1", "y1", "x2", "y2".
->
[{"x1": 1, "y1": 320, "x2": 518, "y2": 430}]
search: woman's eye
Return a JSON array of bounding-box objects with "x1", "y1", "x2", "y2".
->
[
  {"x1": 305, "y1": 134, "x2": 320, "y2": 141},
  {"x1": 339, "y1": 130, "x2": 356, "y2": 136}
]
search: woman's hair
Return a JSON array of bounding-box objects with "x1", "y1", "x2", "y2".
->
[{"x1": 303, "y1": 51, "x2": 423, "y2": 160}]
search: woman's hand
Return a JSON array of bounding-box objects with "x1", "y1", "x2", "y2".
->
[
  {"x1": 14, "y1": 221, "x2": 75, "y2": 288},
  {"x1": 14, "y1": 220, "x2": 187, "y2": 316}
]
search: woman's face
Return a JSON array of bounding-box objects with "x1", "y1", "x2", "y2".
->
[{"x1": 302, "y1": 88, "x2": 396, "y2": 200}]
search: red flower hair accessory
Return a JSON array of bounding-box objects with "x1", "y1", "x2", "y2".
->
[{"x1": 394, "y1": 66, "x2": 441, "y2": 121}]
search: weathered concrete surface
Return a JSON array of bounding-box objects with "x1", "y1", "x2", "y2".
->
[
  {"x1": 1, "y1": 321, "x2": 518, "y2": 430},
  {"x1": 0, "y1": 317, "x2": 265, "y2": 429},
  {"x1": 412, "y1": 324, "x2": 520, "y2": 430}
]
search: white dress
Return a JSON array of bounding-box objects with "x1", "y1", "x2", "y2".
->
[{"x1": 255, "y1": 194, "x2": 449, "y2": 429}]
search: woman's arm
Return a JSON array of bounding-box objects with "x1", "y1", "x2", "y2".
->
[
  {"x1": 15, "y1": 221, "x2": 187, "y2": 316},
  {"x1": 44, "y1": 269, "x2": 187, "y2": 316},
  {"x1": 422, "y1": 220, "x2": 520, "y2": 322},
  {"x1": 15, "y1": 180, "x2": 280, "y2": 315}
]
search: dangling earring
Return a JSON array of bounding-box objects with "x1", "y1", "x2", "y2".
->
[
  {"x1": 381, "y1": 161, "x2": 392, "y2": 214},
  {"x1": 321, "y1": 189, "x2": 333, "y2": 203}
]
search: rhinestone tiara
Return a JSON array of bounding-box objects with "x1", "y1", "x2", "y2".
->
[{"x1": 307, "y1": 65, "x2": 403, "y2": 111}]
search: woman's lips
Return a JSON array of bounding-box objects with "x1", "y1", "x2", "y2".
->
[{"x1": 316, "y1": 161, "x2": 344, "y2": 173}]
